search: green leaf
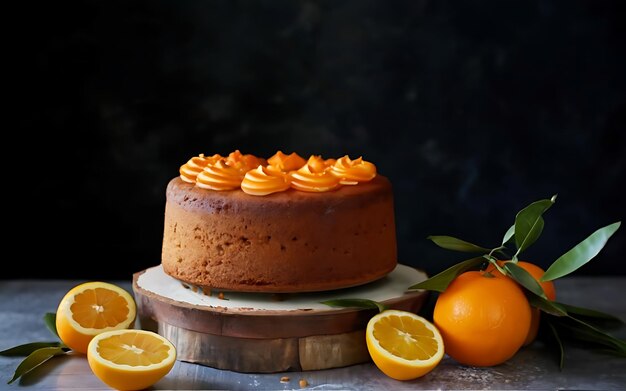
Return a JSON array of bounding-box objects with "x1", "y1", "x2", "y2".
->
[
  {"x1": 514, "y1": 195, "x2": 556, "y2": 256},
  {"x1": 541, "y1": 309, "x2": 626, "y2": 367},
  {"x1": 542, "y1": 222, "x2": 621, "y2": 281},
  {"x1": 515, "y1": 217, "x2": 544, "y2": 260},
  {"x1": 0, "y1": 342, "x2": 62, "y2": 357},
  {"x1": 7, "y1": 346, "x2": 68, "y2": 384},
  {"x1": 408, "y1": 256, "x2": 485, "y2": 292},
  {"x1": 427, "y1": 236, "x2": 490, "y2": 253},
  {"x1": 321, "y1": 298, "x2": 387, "y2": 313},
  {"x1": 527, "y1": 294, "x2": 568, "y2": 316},
  {"x1": 557, "y1": 302, "x2": 623, "y2": 324},
  {"x1": 545, "y1": 318, "x2": 565, "y2": 370},
  {"x1": 555, "y1": 316, "x2": 626, "y2": 354},
  {"x1": 501, "y1": 224, "x2": 515, "y2": 245},
  {"x1": 43, "y1": 313, "x2": 59, "y2": 339},
  {"x1": 504, "y1": 262, "x2": 547, "y2": 298}
]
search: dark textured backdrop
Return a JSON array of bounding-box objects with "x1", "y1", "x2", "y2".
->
[{"x1": 13, "y1": 0, "x2": 625, "y2": 279}]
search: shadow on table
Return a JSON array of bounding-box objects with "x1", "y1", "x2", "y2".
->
[{"x1": 16, "y1": 353, "x2": 72, "y2": 387}]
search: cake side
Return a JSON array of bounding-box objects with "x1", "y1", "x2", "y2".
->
[{"x1": 162, "y1": 176, "x2": 397, "y2": 292}]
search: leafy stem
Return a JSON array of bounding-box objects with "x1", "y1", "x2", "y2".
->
[
  {"x1": 483, "y1": 255, "x2": 507, "y2": 276},
  {"x1": 417, "y1": 194, "x2": 622, "y2": 367},
  {"x1": 1, "y1": 313, "x2": 70, "y2": 384},
  {"x1": 408, "y1": 256, "x2": 485, "y2": 292},
  {"x1": 487, "y1": 246, "x2": 507, "y2": 259}
]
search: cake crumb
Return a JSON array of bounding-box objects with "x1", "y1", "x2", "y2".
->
[
  {"x1": 218, "y1": 292, "x2": 225, "y2": 300},
  {"x1": 299, "y1": 378, "x2": 308, "y2": 388},
  {"x1": 280, "y1": 376, "x2": 289, "y2": 383},
  {"x1": 191, "y1": 285, "x2": 198, "y2": 293},
  {"x1": 202, "y1": 287, "x2": 212, "y2": 296}
]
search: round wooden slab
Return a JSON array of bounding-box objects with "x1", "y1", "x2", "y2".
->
[{"x1": 133, "y1": 264, "x2": 428, "y2": 373}]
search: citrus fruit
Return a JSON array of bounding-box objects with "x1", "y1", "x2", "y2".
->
[
  {"x1": 56, "y1": 282, "x2": 136, "y2": 353},
  {"x1": 433, "y1": 271, "x2": 531, "y2": 367},
  {"x1": 494, "y1": 260, "x2": 556, "y2": 345},
  {"x1": 491, "y1": 260, "x2": 556, "y2": 300},
  {"x1": 365, "y1": 310, "x2": 444, "y2": 380},
  {"x1": 87, "y1": 329, "x2": 176, "y2": 391}
]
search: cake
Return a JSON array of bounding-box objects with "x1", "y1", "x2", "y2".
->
[{"x1": 161, "y1": 150, "x2": 397, "y2": 293}]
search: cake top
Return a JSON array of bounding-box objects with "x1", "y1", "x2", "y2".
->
[{"x1": 179, "y1": 150, "x2": 377, "y2": 196}]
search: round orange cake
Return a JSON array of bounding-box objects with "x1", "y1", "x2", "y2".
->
[{"x1": 161, "y1": 151, "x2": 397, "y2": 293}]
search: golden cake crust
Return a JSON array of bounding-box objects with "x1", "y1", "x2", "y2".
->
[{"x1": 161, "y1": 176, "x2": 397, "y2": 292}]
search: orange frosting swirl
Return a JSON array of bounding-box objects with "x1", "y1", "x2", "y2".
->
[
  {"x1": 289, "y1": 156, "x2": 340, "y2": 192},
  {"x1": 241, "y1": 165, "x2": 291, "y2": 196},
  {"x1": 324, "y1": 158, "x2": 337, "y2": 167},
  {"x1": 265, "y1": 164, "x2": 287, "y2": 177},
  {"x1": 330, "y1": 155, "x2": 377, "y2": 185},
  {"x1": 179, "y1": 150, "x2": 377, "y2": 195},
  {"x1": 267, "y1": 151, "x2": 306, "y2": 172},
  {"x1": 305, "y1": 155, "x2": 330, "y2": 173},
  {"x1": 226, "y1": 150, "x2": 266, "y2": 174},
  {"x1": 179, "y1": 154, "x2": 222, "y2": 183},
  {"x1": 196, "y1": 159, "x2": 244, "y2": 190}
]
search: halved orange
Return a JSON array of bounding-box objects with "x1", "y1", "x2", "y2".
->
[
  {"x1": 56, "y1": 282, "x2": 136, "y2": 353},
  {"x1": 88, "y1": 329, "x2": 176, "y2": 391},
  {"x1": 366, "y1": 310, "x2": 444, "y2": 380}
]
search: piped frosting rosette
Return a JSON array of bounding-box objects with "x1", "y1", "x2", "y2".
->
[
  {"x1": 179, "y1": 153, "x2": 223, "y2": 183},
  {"x1": 330, "y1": 155, "x2": 377, "y2": 185},
  {"x1": 196, "y1": 159, "x2": 244, "y2": 190},
  {"x1": 267, "y1": 151, "x2": 307, "y2": 172},
  {"x1": 179, "y1": 150, "x2": 378, "y2": 196},
  {"x1": 226, "y1": 150, "x2": 266, "y2": 175},
  {"x1": 241, "y1": 165, "x2": 290, "y2": 196},
  {"x1": 289, "y1": 155, "x2": 341, "y2": 192}
]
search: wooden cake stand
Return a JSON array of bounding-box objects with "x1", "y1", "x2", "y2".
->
[{"x1": 132, "y1": 264, "x2": 428, "y2": 373}]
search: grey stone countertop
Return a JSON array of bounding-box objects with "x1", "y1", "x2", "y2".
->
[{"x1": 1, "y1": 277, "x2": 625, "y2": 390}]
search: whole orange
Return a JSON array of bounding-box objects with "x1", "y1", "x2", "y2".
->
[
  {"x1": 433, "y1": 271, "x2": 531, "y2": 367},
  {"x1": 494, "y1": 260, "x2": 556, "y2": 345}
]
